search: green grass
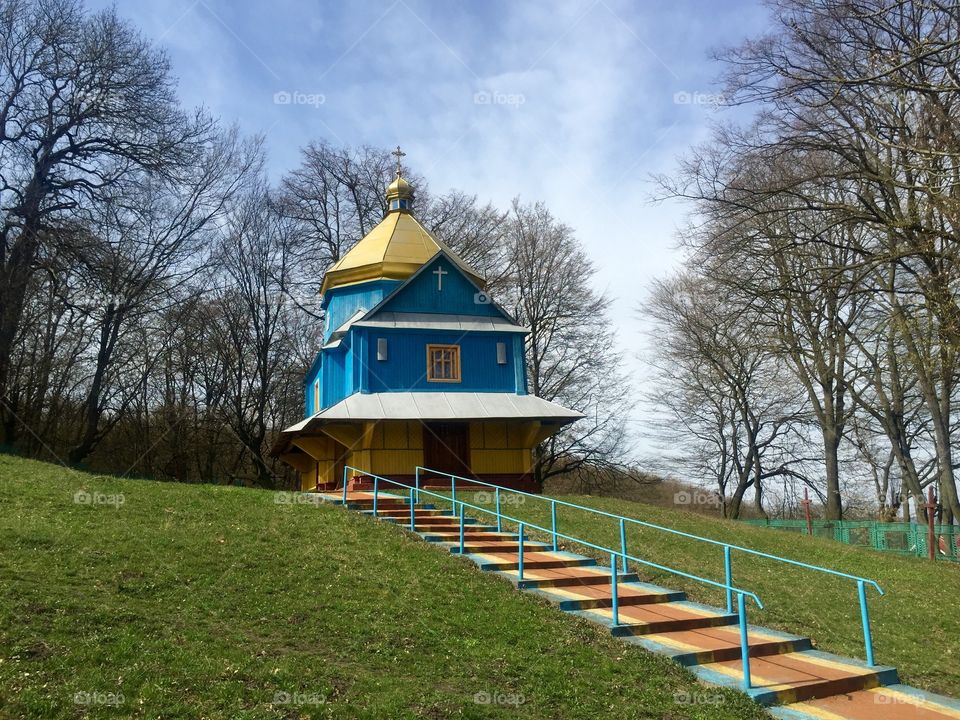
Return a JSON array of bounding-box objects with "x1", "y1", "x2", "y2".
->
[
  {"x1": 0, "y1": 455, "x2": 767, "y2": 719},
  {"x1": 447, "y1": 488, "x2": 960, "y2": 698}
]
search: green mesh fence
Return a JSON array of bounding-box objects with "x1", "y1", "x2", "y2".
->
[{"x1": 743, "y1": 518, "x2": 959, "y2": 561}]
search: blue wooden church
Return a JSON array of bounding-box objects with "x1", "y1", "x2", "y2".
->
[{"x1": 273, "y1": 151, "x2": 581, "y2": 492}]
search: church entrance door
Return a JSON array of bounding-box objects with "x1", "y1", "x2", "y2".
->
[{"x1": 422, "y1": 422, "x2": 472, "y2": 479}]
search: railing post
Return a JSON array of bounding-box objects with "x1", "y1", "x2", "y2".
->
[
  {"x1": 724, "y1": 546, "x2": 733, "y2": 614},
  {"x1": 738, "y1": 592, "x2": 751, "y2": 689},
  {"x1": 610, "y1": 552, "x2": 619, "y2": 627},
  {"x1": 858, "y1": 580, "x2": 875, "y2": 666},
  {"x1": 373, "y1": 477, "x2": 378, "y2": 518},
  {"x1": 496, "y1": 487, "x2": 502, "y2": 533},
  {"x1": 409, "y1": 487, "x2": 415, "y2": 531},
  {"x1": 341, "y1": 466, "x2": 348, "y2": 504},
  {"x1": 619, "y1": 518, "x2": 627, "y2": 573},
  {"x1": 415, "y1": 467, "x2": 420, "y2": 504},
  {"x1": 451, "y1": 475, "x2": 457, "y2": 517},
  {"x1": 552, "y1": 500, "x2": 559, "y2": 552},
  {"x1": 518, "y1": 522, "x2": 525, "y2": 580},
  {"x1": 459, "y1": 501, "x2": 465, "y2": 554}
]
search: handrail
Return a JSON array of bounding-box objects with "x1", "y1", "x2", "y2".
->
[
  {"x1": 344, "y1": 466, "x2": 762, "y2": 606},
  {"x1": 341, "y1": 465, "x2": 764, "y2": 689},
  {"x1": 413, "y1": 465, "x2": 883, "y2": 669},
  {"x1": 415, "y1": 467, "x2": 883, "y2": 594}
]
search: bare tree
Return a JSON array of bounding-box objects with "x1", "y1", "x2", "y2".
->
[{"x1": 0, "y1": 0, "x2": 211, "y2": 443}]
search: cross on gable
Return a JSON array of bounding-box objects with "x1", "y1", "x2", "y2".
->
[{"x1": 433, "y1": 265, "x2": 448, "y2": 291}]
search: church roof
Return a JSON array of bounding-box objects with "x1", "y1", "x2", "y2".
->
[
  {"x1": 353, "y1": 312, "x2": 527, "y2": 333},
  {"x1": 281, "y1": 392, "x2": 584, "y2": 430},
  {"x1": 319, "y1": 173, "x2": 485, "y2": 295}
]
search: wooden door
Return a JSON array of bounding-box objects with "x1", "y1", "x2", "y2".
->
[{"x1": 422, "y1": 422, "x2": 471, "y2": 478}]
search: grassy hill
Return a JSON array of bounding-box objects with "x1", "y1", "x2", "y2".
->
[
  {"x1": 0, "y1": 455, "x2": 765, "y2": 719},
  {"x1": 452, "y1": 487, "x2": 960, "y2": 698}
]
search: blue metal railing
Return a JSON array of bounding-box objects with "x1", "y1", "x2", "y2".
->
[
  {"x1": 411, "y1": 466, "x2": 884, "y2": 669},
  {"x1": 340, "y1": 465, "x2": 763, "y2": 689}
]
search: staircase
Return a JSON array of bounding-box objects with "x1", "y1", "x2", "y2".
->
[{"x1": 320, "y1": 488, "x2": 960, "y2": 720}]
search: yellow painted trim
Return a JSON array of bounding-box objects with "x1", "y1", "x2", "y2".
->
[{"x1": 780, "y1": 703, "x2": 849, "y2": 720}]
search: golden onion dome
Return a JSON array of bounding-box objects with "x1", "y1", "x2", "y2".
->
[
  {"x1": 318, "y1": 152, "x2": 485, "y2": 296},
  {"x1": 386, "y1": 175, "x2": 414, "y2": 205}
]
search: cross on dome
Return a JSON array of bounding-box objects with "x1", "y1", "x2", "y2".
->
[{"x1": 391, "y1": 145, "x2": 406, "y2": 178}]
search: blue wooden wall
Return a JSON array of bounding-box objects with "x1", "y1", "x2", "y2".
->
[
  {"x1": 323, "y1": 279, "x2": 401, "y2": 341},
  {"x1": 379, "y1": 257, "x2": 504, "y2": 317},
  {"x1": 362, "y1": 328, "x2": 523, "y2": 393}
]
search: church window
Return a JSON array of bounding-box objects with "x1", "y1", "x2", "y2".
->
[
  {"x1": 496, "y1": 342, "x2": 507, "y2": 365},
  {"x1": 427, "y1": 344, "x2": 461, "y2": 382},
  {"x1": 313, "y1": 379, "x2": 320, "y2": 413},
  {"x1": 377, "y1": 337, "x2": 388, "y2": 361}
]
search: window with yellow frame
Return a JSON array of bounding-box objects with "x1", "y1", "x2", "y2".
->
[{"x1": 426, "y1": 344, "x2": 461, "y2": 383}]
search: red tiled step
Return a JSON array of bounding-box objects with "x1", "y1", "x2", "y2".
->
[
  {"x1": 640, "y1": 625, "x2": 812, "y2": 665},
  {"x1": 473, "y1": 551, "x2": 598, "y2": 571},
  {"x1": 447, "y1": 540, "x2": 551, "y2": 554},
  {"x1": 604, "y1": 603, "x2": 738, "y2": 637},
  {"x1": 415, "y1": 525, "x2": 526, "y2": 536},
  {"x1": 512, "y1": 565, "x2": 640, "y2": 589},
  {"x1": 696, "y1": 651, "x2": 897, "y2": 705},
  {"x1": 363, "y1": 508, "x2": 446, "y2": 518},
  {"x1": 781, "y1": 686, "x2": 960, "y2": 720},
  {"x1": 545, "y1": 582, "x2": 686, "y2": 610}
]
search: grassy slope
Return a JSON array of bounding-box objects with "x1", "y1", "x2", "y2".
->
[
  {"x1": 451, "y1": 489, "x2": 960, "y2": 697},
  {"x1": 0, "y1": 456, "x2": 765, "y2": 720}
]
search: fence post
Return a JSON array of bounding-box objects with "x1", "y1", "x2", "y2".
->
[
  {"x1": 738, "y1": 593, "x2": 752, "y2": 689},
  {"x1": 552, "y1": 500, "x2": 559, "y2": 552},
  {"x1": 459, "y1": 502, "x2": 465, "y2": 554},
  {"x1": 409, "y1": 487, "x2": 415, "y2": 531},
  {"x1": 619, "y1": 518, "x2": 627, "y2": 573},
  {"x1": 610, "y1": 552, "x2": 619, "y2": 627},
  {"x1": 724, "y1": 546, "x2": 733, "y2": 614},
  {"x1": 496, "y1": 487, "x2": 502, "y2": 533},
  {"x1": 857, "y1": 580, "x2": 875, "y2": 666},
  {"x1": 926, "y1": 487, "x2": 937, "y2": 561},
  {"x1": 518, "y1": 522, "x2": 525, "y2": 580}
]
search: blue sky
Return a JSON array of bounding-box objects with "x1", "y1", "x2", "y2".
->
[{"x1": 97, "y1": 0, "x2": 770, "y2": 455}]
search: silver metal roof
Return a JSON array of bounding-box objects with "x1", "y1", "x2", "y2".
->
[
  {"x1": 281, "y1": 392, "x2": 583, "y2": 433},
  {"x1": 353, "y1": 312, "x2": 527, "y2": 333}
]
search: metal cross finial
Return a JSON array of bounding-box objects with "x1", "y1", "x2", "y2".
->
[{"x1": 391, "y1": 145, "x2": 406, "y2": 178}]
